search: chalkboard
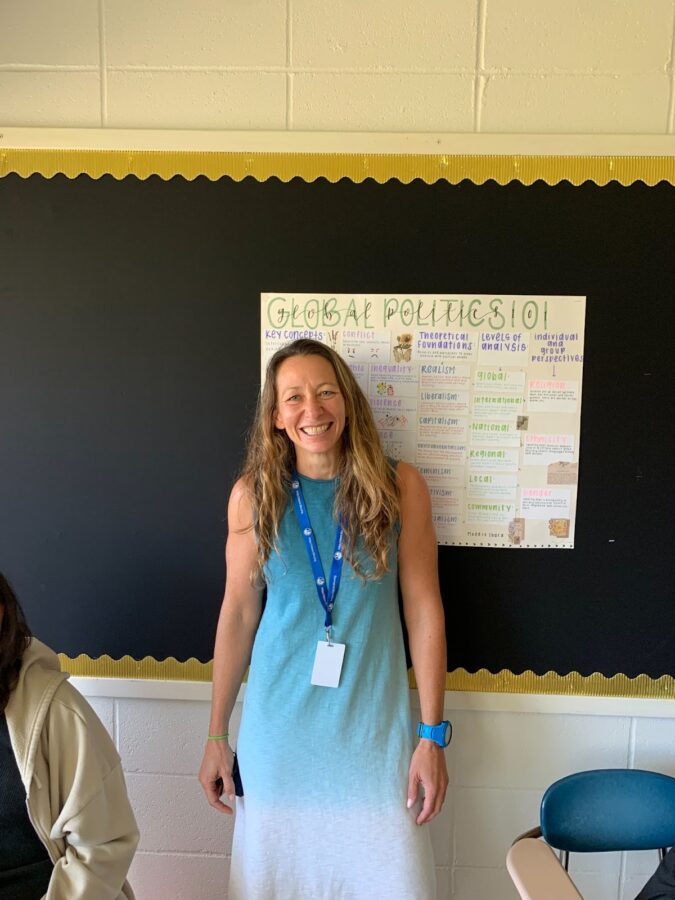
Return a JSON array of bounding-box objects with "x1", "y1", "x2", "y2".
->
[{"x1": 1, "y1": 155, "x2": 673, "y2": 692}]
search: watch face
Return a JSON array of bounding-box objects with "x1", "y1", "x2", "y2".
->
[{"x1": 419, "y1": 721, "x2": 452, "y2": 745}]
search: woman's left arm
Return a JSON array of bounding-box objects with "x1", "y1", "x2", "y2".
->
[{"x1": 397, "y1": 461, "x2": 449, "y2": 826}]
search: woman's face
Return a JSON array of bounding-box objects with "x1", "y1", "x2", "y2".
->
[{"x1": 274, "y1": 354, "x2": 347, "y2": 468}]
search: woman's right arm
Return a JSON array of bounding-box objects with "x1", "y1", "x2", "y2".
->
[{"x1": 198, "y1": 477, "x2": 263, "y2": 814}]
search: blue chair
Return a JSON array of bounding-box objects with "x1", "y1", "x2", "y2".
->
[
  {"x1": 540, "y1": 769, "x2": 675, "y2": 870},
  {"x1": 508, "y1": 769, "x2": 675, "y2": 899}
]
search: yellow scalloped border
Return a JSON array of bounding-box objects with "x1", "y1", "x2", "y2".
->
[
  {"x1": 437, "y1": 669, "x2": 675, "y2": 699},
  {"x1": 57, "y1": 654, "x2": 675, "y2": 698},
  {"x1": 2, "y1": 148, "x2": 675, "y2": 186},
  {"x1": 58, "y1": 654, "x2": 214, "y2": 681}
]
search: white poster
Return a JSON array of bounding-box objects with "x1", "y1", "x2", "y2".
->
[{"x1": 261, "y1": 294, "x2": 586, "y2": 549}]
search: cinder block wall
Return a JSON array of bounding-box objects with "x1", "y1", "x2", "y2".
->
[
  {"x1": 1, "y1": 0, "x2": 674, "y2": 132},
  {"x1": 83, "y1": 689, "x2": 675, "y2": 900},
  {"x1": 4, "y1": 3, "x2": 675, "y2": 899}
]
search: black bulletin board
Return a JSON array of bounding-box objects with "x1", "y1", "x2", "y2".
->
[{"x1": 1, "y1": 149, "x2": 673, "y2": 695}]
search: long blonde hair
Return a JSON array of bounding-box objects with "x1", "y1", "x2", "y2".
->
[{"x1": 241, "y1": 339, "x2": 400, "y2": 582}]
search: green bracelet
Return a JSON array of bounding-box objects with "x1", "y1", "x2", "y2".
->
[{"x1": 207, "y1": 733, "x2": 229, "y2": 741}]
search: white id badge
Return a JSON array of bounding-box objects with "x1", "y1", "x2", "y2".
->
[{"x1": 310, "y1": 640, "x2": 346, "y2": 688}]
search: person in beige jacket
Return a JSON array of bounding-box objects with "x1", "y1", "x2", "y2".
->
[{"x1": 0, "y1": 572, "x2": 139, "y2": 899}]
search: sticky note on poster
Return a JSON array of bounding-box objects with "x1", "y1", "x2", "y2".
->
[
  {"x1": 468, "y1": 473, "x2": 518, "y2": 500},
  {"x1": 348, "y1": 362, "x2": 369, "y2": 394},
  {"x1": 528, "y1": 380, "x2": 579, "y2": 413},
  {"x1": 342, "y1": 329, "x2": 391, "y2": 362},
  {"x1": 369, "y1": 364, "x2": 418, "y2": 397},
  {"x1": 370, "y1": 396, "x2": 417, "y2": 430},
  {"x1": 419, "y1": 363, "x2": 471, "y2": 389},
  {"x1": 468, "y1": 448, "x2": 520, "y2": 472},
  {"x1": 473, "y1": 393, "x2": 524, "y2": 420},
  {"x1": 474, "y1": 368, "x2": 526, "y2": 395},
  {"x1": 469, "y1": 420, "x2": 521, "y2": 448},
  {"x1": 433, "y1": 512, "x2": 462, "y2": 542},
  {"x1": 466, "y1": 501, "x2": 516, "y2": 525},
  {"x1": 378, "y1": 430, "x2": 416, "y2": 463},
  {"x1": 418, "y1": 415, "x2": 468, "y2": 442},
  {"x1": 420, "y1": 389, "x2": 471, "y2": 416},
  {"x1": 418, "y1": 463, "x2": 464, "y2": 486},
  {"x1": 520, "y1": 488, "x2": 571, "y2": 520},
  {"x1": 547, "y1": 462, "x2": 579, "y2": 485},
  {"x1": 429, "y1": 486, "x2": 464, "y2": 514},
  {"x1": 417, "y1": 441, "x2": 467, "y2": 466},
  {"x1": 424, "y1": 391, "x2": 470, "y2": 416},
  {"x1": 523, "y1": 433, "x2": 575, "y2": 465}
]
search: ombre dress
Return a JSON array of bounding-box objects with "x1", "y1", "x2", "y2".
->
[{"x1": 229, "y1": 472, "x2": 436, "y2": 900}]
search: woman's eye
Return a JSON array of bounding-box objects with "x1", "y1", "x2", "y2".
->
[{"x1": 321, "y1": 390, "x2": 335, "y2": 397}]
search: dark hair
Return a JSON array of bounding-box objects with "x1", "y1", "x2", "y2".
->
[{"x1": 0, "y1": 573, "x2": 32, "y2": 713}]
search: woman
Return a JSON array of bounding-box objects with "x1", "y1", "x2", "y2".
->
[
  {"x1": 0, "y1": 573, "x2": 139, "y2": 899},
  {"x1": 199, "y1": 339, "x2": 449, "y2": 899}
]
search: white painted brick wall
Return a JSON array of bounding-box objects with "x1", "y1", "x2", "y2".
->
[
  {"x1": 291, "y1": 72, "x2": 475, "y2": 132},
  {"x1": 290, "y1": 0, "x2": 477, "y2": 70},
  {"x1": 0, "y1": 71, "x2": 101, "y2": 126},
  {"x1": 0, "y1": 0, "x2": 100, "y2": 67},
  {"x1": 104, "y1": 0, "x2": 287, "y2": 68},
  {"x1": 77, "y1": 686, "x2": 675, "y2": 900},
  {"x1": 451, "y1": 710, "x2": 631, "y2": 789},
  {"x1": 482, "y1": 1, "x2": 673, "y2": 73},
  {"x1": 1, "y1": 0, "x2": 674, "y2": 132}
]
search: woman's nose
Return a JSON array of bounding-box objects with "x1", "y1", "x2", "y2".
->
[{"x1": 305, "y1": 395, "x2": 322, "y2": 416}]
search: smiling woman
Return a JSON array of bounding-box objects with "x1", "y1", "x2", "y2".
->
[
  {"x1": 198, "y1": 338, "x2": 449, "y2": 900},
  {"x1": 273, "y1": 354, "x2": 347, "y2": 478},
  {"x1": 243, "y1": 340, "x2": 405, "y2": 586}
]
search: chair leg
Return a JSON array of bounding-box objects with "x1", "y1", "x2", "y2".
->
[
  {"x1": 559, "y1": 850, "x2": 570, "y2": 871},
  {"x1": 659, "y1": 848, "x2": 667, "y2": 862}
]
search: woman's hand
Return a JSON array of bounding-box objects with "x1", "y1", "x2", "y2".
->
[
  {"x1": 198, "y1": 740, "x2": 236, "y2": 814},
  {"x1": 407, "y1": 740, "x2": 449, "y2": 825}
]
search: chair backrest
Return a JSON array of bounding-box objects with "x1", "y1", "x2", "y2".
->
[
  {"x1": 541, "y1": 769, "x2": 675, "y2": 852},
  {"x1": 507, "y1": 838, "x2": 583, "y2": 900}
]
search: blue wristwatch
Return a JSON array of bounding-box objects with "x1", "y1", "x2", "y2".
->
[{"x1": 417, "y1": 720, "x2": 452, "y2": 748}]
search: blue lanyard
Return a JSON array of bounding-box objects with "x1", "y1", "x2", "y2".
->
[{"x1": 290, "y1": 472, "x2": 344, "y2": 638}]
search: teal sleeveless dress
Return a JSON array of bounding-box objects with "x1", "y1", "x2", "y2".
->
[{"x1": 229, "y1": 471, "x2": 436, "y2": 900}]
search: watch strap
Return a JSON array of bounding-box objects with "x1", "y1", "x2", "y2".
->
[{"x1": 417, "y1": 720, "x2": 452, "y2": 747}]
